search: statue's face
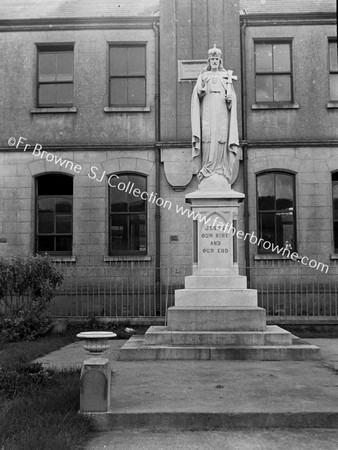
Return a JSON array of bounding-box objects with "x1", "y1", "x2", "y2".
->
[{"x1": 209, "y1": 57, "x2": 220, "y2": 71}]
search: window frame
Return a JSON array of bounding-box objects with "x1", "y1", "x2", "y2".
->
[
  {"x1": 254, "y1": 39, "x2": 294, "y2": 106},
  {"x1": 108, "y1": 172, "x2": 148, "y2": 256},
  {"x1": 328, "y1": 39, "x2": 338, "y2": 102},
  {"x1": 35, "y1": 173, "x2": 73, "y2": 256},
  {"x1": 36, "y1": 43, "x2": 74, "y2": 108},
  {"x1": 332, "y1": 171, "x2": 338, "y2": 253},
  {"x1": 108, "y1": 42, "x2": 147, "y2": 108},
  {"x1": 256, "y1": 170, "x2": 297, "y2": 254}
]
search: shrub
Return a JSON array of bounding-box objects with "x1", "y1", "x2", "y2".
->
[{"x1": 0, "y1": 255, "x2": 64, "y2": 343}]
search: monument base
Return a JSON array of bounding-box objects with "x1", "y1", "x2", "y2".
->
[{"x1": 119, "y1": 186, "x2": 320, "y2": 361}]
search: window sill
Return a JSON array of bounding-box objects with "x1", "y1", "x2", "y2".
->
[
  {"x1": 252, "y1": 103, "x2": 299, "y2": 110},
  {"x1": 104, "y1": 106, "x2": 150, "y2": 113},
  {"x1": 254, "y1": 253, "x2": 301, "y2": 261},
  {"x1": 104, "y1": 256, "x2": 151, "y2": 262},
  {"x1": 31, "y1": 107, "x2": 77, "y2": 114},
  {"x1": 327, "y1": 102, "x2": 338, "y2": 109},
  {"x1": 330, "y1": 254, "x2": 338, "y2": 260},
  {"x1": 50, "y1": 256, "x2": 77, "y2": 263}
]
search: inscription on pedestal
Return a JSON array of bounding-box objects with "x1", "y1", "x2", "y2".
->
[{"x1": 198, "y1": 213, "x2": 233, "y2": 272}]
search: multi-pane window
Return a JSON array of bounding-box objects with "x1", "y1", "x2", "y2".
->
[
  {"x1": 255, "y1": 41, "x2": 292, "y2": 103},
  {"x1": 109, "y1": 174, "x2": 147, "y2": 255},
  {"x1": 257, "y1": 172, "x2": 296, "y2": 252},
  {"x1": 36, "y1": 174, "x2": 73, "y2": 255},
  {"x1": 109, "y1": 44, "x2": 146, "y2": 107},
  {"x1": 332, "y1": 172, "x2": 338, "y2": 252},
  {"x1": 329, "y1": 41, "x2": 338, "y2": 101},
  {"x1": 37, "y1": 45, "x2": 74, "y2": 107}
]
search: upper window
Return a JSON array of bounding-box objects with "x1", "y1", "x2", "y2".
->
[
  {"x1": 109, "y1": 173, "x2": 147, "y2": 255},
  {"x1": 255, "y1": 41, "x2": 293, "y2": 103},
  {"x1": 36, "y1": 174, "x2": 73, "y2": 255},
  {"x1": 329, "y1": 41, "x2": 338, "y2": 101},
  {"x1": 257, "y1": 172, "x2": 296, "y2": 253},
  {"x1": 109, "y1": 44, "x2": 146, "y2": 107},
  {"x1": 332, "y1": 172, "x2": 338, "y2": 252},
  {"x1": 37, "y1": 44, "x2": 74, "y2": 107}
]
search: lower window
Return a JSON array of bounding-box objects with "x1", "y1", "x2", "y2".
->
[{"x1": 36, "y1": 174, "x2": 73, "y2": 255}]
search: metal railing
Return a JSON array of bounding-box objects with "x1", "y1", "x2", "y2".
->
[{"x1": 2, "y1": 262, "x2": 338, "y2": 322}]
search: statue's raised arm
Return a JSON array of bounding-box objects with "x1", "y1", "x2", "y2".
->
[{"x1": 191, "y1": 45, "x2": 239, "y2": 187}]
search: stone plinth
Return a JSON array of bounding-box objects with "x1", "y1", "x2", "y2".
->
[
  {"x1": 80, "y1": 358, "x2": 111, "y2": 412},
  {"x1": 119, "y1": 185, "x2": 320, "y2": 361}
]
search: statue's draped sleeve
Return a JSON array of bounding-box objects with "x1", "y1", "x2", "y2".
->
[{"x1": 191, "y1": 73, "x2": 205, "y2": 158}]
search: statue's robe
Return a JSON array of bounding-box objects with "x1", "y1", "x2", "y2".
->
[{"x1": 191, "y1": 70, "x2": 239, "y2": 182}]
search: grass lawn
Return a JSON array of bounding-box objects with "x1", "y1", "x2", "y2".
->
[{"x1": 0, "y1": 332, "x2": 92, "y2": 450}]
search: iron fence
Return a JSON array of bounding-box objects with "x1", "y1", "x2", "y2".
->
[{"x1": 2, "y1": 261, "x2": 338, "y2": 322}]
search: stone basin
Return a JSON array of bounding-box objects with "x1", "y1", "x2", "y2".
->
[{"x1": 76, "y1": 331, "x2": 117, "y2": 355}]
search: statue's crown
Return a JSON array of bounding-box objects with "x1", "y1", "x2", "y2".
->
[{"x1": 208, "y1": 44, "x2": 222, "y2": 59}]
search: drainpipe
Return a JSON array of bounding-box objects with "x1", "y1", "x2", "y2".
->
[
  {"x1": 240, "y1": 18, "x2": 250, "y2": 286},
  {"x1": 153, "y1": 21, "x2": 161, "y2": 312}
]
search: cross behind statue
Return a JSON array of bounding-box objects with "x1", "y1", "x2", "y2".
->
[{"x1": 225, "y1": 69, "x2": 237, "y2": 95}]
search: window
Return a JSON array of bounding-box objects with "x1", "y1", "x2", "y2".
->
[
  {"x1": 36, "y1": 174, "x2": 73, "y2": 255},
  {"x1": 329, "y1": 41, "x2": 338, "y2": 101},
  {"x1": 332, "y1": 172, "x2": 338, "y2": 252},
  {"x1": 257, "y1": 172, "x2": 296, "y2": 252},
  {"x1": 37, "y1": 45, "x2": 74, "y2": 107},
  {"x1": 109, "y1": 44, "x2": 146, "y2": 107},
  {"x1": 255, "y1": 41, "x2": 292, "y2": 103},
  {"x1": 109, "y1": 174, "x2": 147, "y2": 255}
]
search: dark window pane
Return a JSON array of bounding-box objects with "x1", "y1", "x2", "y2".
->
[
  {"x1": 258, "y1": 173, "x2": 275, "y2": 210},
  {"x1": 335, "y1": 222, "x2": 338, "y2": 251},
  {"x1": 37, "y1": 175, "x2": 73, "y2": 195},
  {"x1": 258, "y1": 212, "x2": 275, "y2": 246},
  {"x1": 56, "y1": 236, "x2": 72, "y2": 251},
  {"x1": 276, "y1": 173, "x2": 294, "y2": 210},
  {"x1": 38, "y1": 236, "x2": 55, "y2": 252},
  {"x1": 256, "y1": 75, "x2": 273, "y2": 102},
  {"x1": 332, "y1": 173, "x2": 338, "y2": 183},
  {"x1": 110, "y1": 78, "x2": 128, "y2": 105},
  {"x1": 110, "y1": 47, "x2": 128, "y2": 76},
  {"x1": 130, "y1": 214, "x2": 146, "y2": 251},
  {"x1": 330, "y1": 42, "x2": 338, "y2": 71},
  {"x1": 38, "y1": 212, "x2": 54, "y2": 233},
  {"x1": 56, "y1": 83, "x2": 73, "y2": 104},
  {"x1": 39, "y1": 53, "x2": 56, "y2": 82},
  {"x1": 56, "y1": 215, "x2": 72, "y2": 233},
  {"x1": 330, "y1": 74, "x2": 338, "y2": 101},
  {"x1": 273, "y1": 44, "x2": 290, "y2": 72},
  {"x1": 111, "y1": 215, "x2": 129, "y2": 252},
  {"x1": 56, "y1": 52, "x2": 73, "y2": 81},
  {"x1": 256, "y1": 44, "x2": 272, "y2": 72},
  {"x1": 274, "y1": 75, "x2": 291, "y2": 102},
  {"x1": 128, "y1": 47, "x2": 146, "y2": 76},
  {"x1": 333, "y1": 197, "x2": 338, "y2": 220},
  {"x1": 128, "y1": 78, "x2": 146, "y2": 105},
  {"x1": 276, "y1": 212, "x2": 294, "y2": 249},
  {"x1": 55, "y1": 199, "x2": 72, "y2": 213},
  {"x1": 39, "y1": 84, "x2": 56, "y2": 106}
]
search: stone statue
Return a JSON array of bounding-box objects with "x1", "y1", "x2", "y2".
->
[{"x1": 191, "y1": 45, "x2": 239, "y2": 186}]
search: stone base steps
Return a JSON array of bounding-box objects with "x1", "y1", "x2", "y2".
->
[{"x1": 119, "y1": 335, "x2": 320, "y2": 361}]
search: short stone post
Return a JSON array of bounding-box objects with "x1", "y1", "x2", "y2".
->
[{"x1": 76, "y1": 331, "x2": 116, "y2": 413}]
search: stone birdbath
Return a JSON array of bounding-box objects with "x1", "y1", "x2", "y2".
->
[{"x1": 76, "y1": 331, "x2": 117, "y2": 356}]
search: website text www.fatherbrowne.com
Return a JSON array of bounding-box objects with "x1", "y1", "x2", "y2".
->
[{"x1": 8, "y1": 136, "x2": 329, "y2": 274}]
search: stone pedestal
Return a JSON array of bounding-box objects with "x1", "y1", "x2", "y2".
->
[
  {"x1": 80, "y1": 358, "x2": 111, "y2": 412},
  {"x1": 119, "y1": 183, "x2": 320, "y2": 361}
]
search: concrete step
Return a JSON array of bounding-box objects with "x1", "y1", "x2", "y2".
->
[
  {"x1": 88, "y1": 411, "x2": 338, "y2": 432},
  {"x1": 144, "y1": 325, "x2": 293, "y2": 346},
  {"x1": 119, "y1": 335, "x2": 321, "y2": 361},
  {"x1": 167, "y1": 306, "x2": 266, "y2": 331},
  {"x1": 184, "y1": 274, "x2": 247, "y2": 289},
  {"x1": 175, "y1": 289, "x2": 258, "y2": 307}
]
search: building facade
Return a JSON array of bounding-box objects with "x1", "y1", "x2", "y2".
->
[{"x1": 0, "y1": 0, "x2": 337, "y2": 320}]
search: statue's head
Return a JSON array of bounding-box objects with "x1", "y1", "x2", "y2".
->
[{"x1": 205, "y1": 44, "x2": 225, "y2": 71}]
